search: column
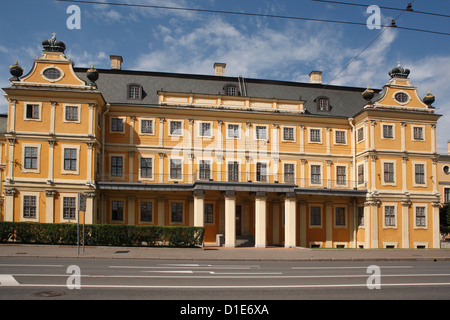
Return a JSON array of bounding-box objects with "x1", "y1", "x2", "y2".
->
[
  {"x1": 127, "y1": 196, "x2": 136, "y2": 225},
  {"x1": 402, "y1": 156, "x2": 408, "y2": 193},
  {"x1": 85, "y1": 192, "x2": 96, "y2": 224},
  {"x1": 158, "y1": 117, "x2": 165, "y2": 147},
  {"x1": 401, "y1": 122, "x2": 406, "y2": 152},
  {"x1": 370, "y1": 200, "x2": 380, "y2": 248},
  {"x1": 4, "y1": 188, "x2": 15, "y2": 222},
  {"x1": 364, "y1": 201, "x2": 371, "y2": 248},
  {"x1": 254, "y1": 192, "x2": 267, "y2": 248},
  {"x1": 432, "y1": 201, "x2": 441, "y2": 248},
  {"x1": 193, "y1": 190, "x2": 205, "y2": 227},
  {"x1": 47, "y1": 140, "x2": 55, "y2": 184},
  {"x1": 87, "y1": 142, "x2": 94, "y2": 183},
  {"x1": 45, "y1": 190, "x2": 56, "y2": 223},
  {"x1": 299, "y1": 125, "x2": 305, "y2": 154},
  {"x1": 8, "y1": 99, "x2": 16, "y2": 133},
  {"x1": 7, "y1": 138, "x2": 15, "y2": 182},
  {"x1": 50, "y1": 101, "x2": 56, "y2": 135},
  {"x1": 284, "y1": 193, "x2": 297, "y2": 248},
  {"x1": 158, "y1": 153, "x2": 165, "y2": 183},
  {"x1": 325, "y1": 201, "x2": 333, "y2": 248},
  {"x1": 157, "y1": 197, "x2": 166, "y2": 226},
  {"x1": 326, "y1": 160, "x2": 332, "y2": 189},
  {"x1": 128, "y1": 151, "x2": 134, "y2": 182},
  {"x1": 224, "y1": 191, "x2": 236, "y2": 248},
  {"x1": 88, "y1": 103, "x2": 96, "y2": 136},
  {"x1": 401, "y1": 200, "x2": 411, "y2": 248},
  {"x1": 299, "y1": 200, "x2": 307, "y2": 247},
  {"x1": 326, "y1": 127, "x2": 331, "y2": 155}
]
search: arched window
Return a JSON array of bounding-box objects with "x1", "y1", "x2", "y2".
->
[{"x1": 128, "y1": 84, "x2": 142, "y2": 100}]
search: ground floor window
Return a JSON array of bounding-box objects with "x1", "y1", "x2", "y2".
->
[
  {"x1": 204, "y1": 203, "x2": 214, "y2": 224},
  {"x1": 140, "y1": 202, "x2": 152, "y2": 222},
  {"x1": 171, "y1": 202, "x2": 183, "y2": 223},
  {"x1": 112, "y1": 201, "x2": 124, "y2": 221},
  {"x1": 23, "y1": 195, "x2": 37, "y2": 219},
  {"x1": 63, "y1": 197, "x2": 76, "y2": 220}
]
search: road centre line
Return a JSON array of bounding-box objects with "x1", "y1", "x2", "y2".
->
[
  {"x1": 292, "y1": 266, "x2": 414, "y2": 270},
  {"x1": 0, "y1": 264, "x2": 64, "y2": 268},
  {"x1": 109, "y1": 265, "x2": 258, "y2": 270}
]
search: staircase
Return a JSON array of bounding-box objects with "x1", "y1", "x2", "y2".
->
[{"x1": 236, "y1": 235, "x2": 255, "y2": 247}]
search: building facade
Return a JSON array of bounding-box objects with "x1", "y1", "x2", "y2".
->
[{"x1": 1, "y1": 35, "x2": 443, "y2": 248}]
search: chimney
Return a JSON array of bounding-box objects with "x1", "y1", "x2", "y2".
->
[
  {"x1": 214, "y1": 62, "x2": 226, "y2": 76},
  {"x1": 110, "y1": 55, "x2": 123, "y2": 70},
  {"x1": 309, "y1": 71, "x2": 322, "y2": 84}
]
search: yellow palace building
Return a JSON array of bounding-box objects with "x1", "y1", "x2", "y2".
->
[{"x1": 1, "y1": 35, "x2": 443, "y2": 248}]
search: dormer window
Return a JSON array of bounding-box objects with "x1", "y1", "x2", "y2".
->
[
  {"x1": 317, "y1": 97, "x2": 330, "y2": 112},
  {"x1": 224, "y1": 85, "x2": 239, "y2": 96},
  {"x1": 128, "y1": 84, "x2": 142, "y2": 100}
]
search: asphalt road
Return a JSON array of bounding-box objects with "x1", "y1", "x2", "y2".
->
[{"x1": 1, "y1": 257, "x2": 449, "y2": 310}]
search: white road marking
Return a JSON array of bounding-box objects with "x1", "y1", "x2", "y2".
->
[
  {"x1": 292, "y1": 266, "x2": 414, "y2": 270},
  {"x1": 0, "y1": 264, "x2": 63, "y2": 268},
  {"x1": 0, "y1": 275, "x2": 20, "y2": 286}
]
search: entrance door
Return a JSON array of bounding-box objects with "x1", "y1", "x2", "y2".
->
[{"x1": 235, "y1": 205, "x2": 242, "y2": 236}]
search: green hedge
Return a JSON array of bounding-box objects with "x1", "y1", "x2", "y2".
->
[{"x1": 0, "y1": 222, "x2": 204, "y2": 248}]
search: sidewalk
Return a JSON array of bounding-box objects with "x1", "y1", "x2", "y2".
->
[{"x1": 1, "y1": 243, "x2": 450, "y2": 261}]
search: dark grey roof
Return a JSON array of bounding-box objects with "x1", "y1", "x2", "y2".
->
[{"x1": 74, "y1": 68, "x2": 381, "y2": 118}]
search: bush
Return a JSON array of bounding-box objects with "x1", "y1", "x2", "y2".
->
[{"x1": 0, "y1": 222, "x2": 204, "y2": 247}]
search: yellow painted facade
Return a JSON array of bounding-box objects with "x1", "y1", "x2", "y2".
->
[{"x1": 0, "y1": 36, "x2": 444, "y2": 249}]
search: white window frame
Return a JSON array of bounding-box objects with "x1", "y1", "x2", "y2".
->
[
  {"x1": 23, "y1": 102, "x2": 42, "y2": 122},
  {"x1": 357, "y1": 126, "x2": 364, "y2": 143},
  {"x1": 198, "y1": 121, "x2": 213, "y2": 138},
  {"x1": 309, "y1": 205, "x2": 323, "y2": 228},
  {"x1": 169, "y1": 120, "x2": 184, "y2": 137},
  {"x1": 333, "y1": 129, "x2": 347, "y2": 145},
  {"x1": 308, "y1": 128, "x2": 322, "y2": 144},
  {"x1": 22, "y1": 143, "x2": 41, "y2": 174},
  {"x1": 282, "y1": 161, "x2": 296, "y2": 183},
  {"x1": 309, "y1": 162, "x2": 323, "y2": 186},
  {"x1": 63, "y1": 104, "x2": 81, "y2": 123},
  {"x1": 382, "y1": 203, "x2": 397, "y2": 229},
  {"x1": 109, "y1": 153, "x2": 126, "y2": 179},
  {"x1": 139, "y1": 118, "x2": 155, "y2": 135},
  {"x1": 411, "y1": 125, "x2": 425, "y2": 142},
  {"x1": 412, "y1": 160, "x2": 427, "y2": 188},
  {"x1": 169, "y1": 156, "x2": 184, "y2": 181},
  {"x1": 197, "y1": 157, "x2": 213, "y2": 180},
  {"x1": 381, "y1": 123, "x2": 395, "y2": 140},
  {"x1": 227, "y1": 123, "x2": 241, "y2": 139},
  {"x1": 413, "y1": 203, "x2": 427, "y2": 229},
  {"x1": 169, "y1": 200, "x2": 185, "y2": 225},
  {"x1": 255, "y1": 160, "x2": 270, "y2": 182},
  {"x1": 61, "y1": 144, "x2": 81, "y2": 175},
  {"x1": 255, "y1": 125, "x2": 269, "y2": 141},
  {"x1": 138, "y1": 154, "x2": 155, "y2": 181},
  {"x1": 226, "y1": 159, "x2": 241, "y2": 182},
  {"x1": 20, "y1": 192, "x2": 40, "y2": 222},
  {"x1": 60, "y1": 193, "x2": 79, "y2": 222},
  {"x1": 281, "y1": 126, "x2": 296, "y2": 142},
  {"x1": 110, "y1": 116, "x2": 126, "y2": 134},
  {"x1": 381, "y1": 159, "x2": 397, "y2": 186},
  {"x1": 335, "y1": 164, "x2": 348, "y2": 187}
]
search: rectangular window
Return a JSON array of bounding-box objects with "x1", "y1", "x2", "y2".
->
[
  {"x1": 23, "y1": 195, "x2": 37, "y2": 219},
  {"x1": 140, "y1": 202, "x2": 152, "y2": 222},
  {"x1": 171, "y1": 202, "x2": 183, "y2": 223},
  {"x1": 335, "y1": 131, "x2": 346, "y2": 144},
  {"x1": 310, "y1": 165, "x2": 321, "y2": 184},
  {"x1": 199, "y1": 160, "x2": 211, "y2": 180},
  {"x1": 200, "y1": 122, "x2": 211, "y2": 137},
  {"x1": 255, "y1": 126, "x2": 267, "y2": 140},
  {"x1": 26, "y1": 104, "x2": 39, "y2": 119},
  {"x1": 358, "y1": 164, "x2": 365, "y2": 185},
  {"x1": 445, "y1": 188, "x2": 450, "y2": 204},
  {"x1": 415, "y1": 164, "x2": 425, "y2": 184},
  {"x1": 413, "y1": 127, "x2": 424, "y2": 140},
  {"x1": 65, "y1": 106, "x2": 79, "y2": 121},
  {"x1": 283, "y1": 127, "x2": 294, "y2": 141},
  {"x1": 357, "y1": 127, "x2": 364, "y2": 142},
  {"x1": 111, "y1": 156, "x2": 123, "y2": 176},
  {"x1": 383, "y1": 162, "x2": 395, "y2": 183},
  {"x1": 111, "y1": 118, "x2": 124, "y2": 132},
  {"x1": 141, "y1": 120, "x2": 153, "y2": 134},
  {"x1": 140, "y1": 158, "x2": 152, "y2": 178},
  {"x1": 63, "y1": 197, "x2": 76, "y2": 220},
  {"x1": 318, "y1": 98, "x2": 329, "y2": 111},
  {"x1": 112, "y1": 201, "x2": 123, "y2": 221},
  {"x1": 336, "y1": 166, "x2": 346, "y2": 185},
  {"x1": 357, "y1": 206, "x2": 364, "y2": 227},
  {"x1": 310, "y1": 207, "x2": 321, "y2": 226},
  {"x1": 24, "y1": 147, "x2": 38, "y2": 169},
  {"x1": 170, "y1": 159, "x2": 182, "y2": 179},
  {"x1": 256, "y1": 162, "x2": 267, "y2": 182},
  {"x1": 227, "y1": 124, "x2": 240, "y2": 138},
  {"x1": 170, "y1": 121, "x2": 183, "y2": 135},
  {"x1": 284, "y1": 163, "x2": 295, "y2": 183},
  {"x1": 335, "y1": 207, "x2": 346, "y2": 226},
  {"x1": 384, "y1": 206, "x2": 396, "y2": 226},
  {"x1": 228, "y1": 161, "x2": 239, "y2": 182},
  {"x1": 415, "y1": 206, "x2": 426, "y2": 227},
  {"x1": 383, "y1": 124, "x2": 394, "y2": 138},
  {"x1": 204, "y1": 203, "x2": 214, "y2": 224},
  {"x1": 310, "y1": 129, "x2": 321, "y2": 142},
  {"x1": 64, "y1": 148, "x2": 77, "y2": 171}
]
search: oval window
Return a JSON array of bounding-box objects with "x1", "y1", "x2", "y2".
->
[
  {"x1": 395, "y1": 92, "x2": 409, "y2": 103},
  {"x1": 43, "y1": 68, "x2": 61, "y2": 80}
]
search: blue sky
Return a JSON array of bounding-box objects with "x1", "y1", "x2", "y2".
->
[{"x1": 1, "y1": 0, "x2": 449, "y2": 152}]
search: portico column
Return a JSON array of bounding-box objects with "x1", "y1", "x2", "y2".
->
[
  {"x1": 284, "y1": 192, "x2": 297, "y2": 248},
  {"x1": 255, "y1": 192, "x2": 267, "y2": 248},
  {"x1": 193, "y1": 190, "x2": 205, "y2": 227},
  {"x1": 224, "y1": 191, "x2": 236, "y2": 248}
]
